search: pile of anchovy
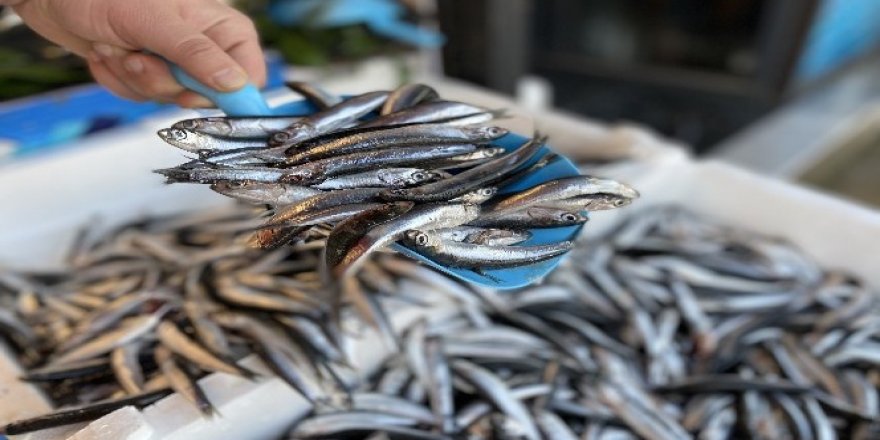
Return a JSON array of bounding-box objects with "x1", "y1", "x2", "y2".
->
[
  {"x1": 281, "y1": 206, "x2": 880, "y2": 440},
  {"x1": 0, "y1": 206, "x2": 350, "y2": 435},
  {"x1": 152, "y1": 83, "x2": 639, "y2": 279},
  {"x1": 4, "y1": 203, "x2": 879, "y2": 438}
]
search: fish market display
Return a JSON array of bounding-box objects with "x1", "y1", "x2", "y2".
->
[
  {"x1": 153, "y1": 83, "x2": 639, "y2": 279},
  {"x1": 280, "y1": 206, "x2": 880, "y2": 439}
]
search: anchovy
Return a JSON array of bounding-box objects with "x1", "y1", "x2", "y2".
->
[
  {"x1": 271, "y1": 91, "x2": 390, "y2": 146},
  {"x1": 470, "y1": 206, "x2": 588, "y2": 228},
  {"x1": 381, "y1": 83, "x2": 439, "y2": 115},
  {"x1": 183, "y1": 300, "x2": 234, "y2": 359},
  {"x1": 213, "y1": 277, "x2": 321, "y2": 318},
  {"x1": 289, "y1": 411, "x2": 425, "y2": 438},
  {"x1": 210, "y1": 182, "x2": 321, "y2": 205},
  {"x1": 154, "y1": 345, "x2": 214, "y2": 416},
  {"x1": 51, "y1": 307, "x2": 169, "y2": 365},
  {"x1": 284, "y1": 124, "x2": 506, "y2": 166},
  {"x1": 314, "y1": 168, "x2": 448, "y2": 190},
  {"x1": 362, "y1": 100, "x2": 494, "y2": 128},
  {"x1": 156, "y1": 165, "x2": 314, "y2": 185},
  {"x1": 2, "y1": 388, "x2": 172, "y2": 435},
  {"x1": 351, "y1": 393, "x2": 436, "y2": 424},
  {"x1": 276, "y1": 144, "x2": 479, "y2": 185},
  {"x1": 157, "y1": 128, "x2": 266, "y2": 153},
  {"x1": 331, "y1": 203, "x2": 482, "y2": 276},
  {"x1": 325, "y1": 203, "x2": 416, "y2": 275},
  {"x1": 286, "y1": 81, "x2": 343, "y2": 109},
  {"x1": 110, "y1": 341, "x2": 145, "y2": 394},
  {"x1": 212, "y1": 312, "x2": 324, "y2": 403},
  {"x1": 481, "y1": 176, "x2": 639, "y2": 219},
  {"x1": 425, "y1": 336, "x2": 456, "y2": 433},
  {"x1": 451, "y1": 359, "x2": 541, "y2": 440},
  {"x1": 343, "y1": 276, "x2": 399, "y2": 349},
  {"x1": 156, "y1": 321, "x2": 253, "y2": 378},
  {"x1": 275, "y1": 315, "x2": 345, "y2": 364},
  {"x1": 22, "y1": 358, "x2": 110, "y2": 382},
  {"x1": 264, "y1": 188, "x2": 385, "y2": 227},
  {"x1": 383, "y1": 136, "x2": 541, "y2": 202},
  {"x1": 434, "y1": 226, "x2": 532, "y2": 246},
  {"x1": 172, "y1": 116, "x2": 301, "y2": 139},
  {"x1": 448, "y1": 187, "x2": 497, "y2": 204},
  {"x1": 403, "y1": 230, "x2": 573, "y2": 268},
  {"x1": 537, "y1": 193, "x2": 634, "y2": 211}
]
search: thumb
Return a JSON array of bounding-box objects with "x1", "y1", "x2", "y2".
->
[{"x1": 143, "y1": 20, "x2": 248, "y2": 92}]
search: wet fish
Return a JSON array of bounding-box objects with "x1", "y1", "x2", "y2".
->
[
  {"x1": 403, "y1": 230, "x2": 573, "y2": 269},
  {"x1": 331, "y1": 204, "x2": 481, "y2": 276},
  {"x1": 154, "y1": 345, "x2": 214, "y2": 416},
  {"x1": 274, "y1": 144, "x2": 478, "y2": 185},
  {"x1": 210, "y1": 182, "x2": 321, "y2": 205},
  {"x1": 172, "y1": 116, "x2": 301, "y2": 139},
  {"x1": 314, "y1": 168, "x2": 447, "y2": 190},
  {"x1": 362, "y1": 101, "x2": 496, "y2": 128},
  {"x1": 283, "y1": 124, "x2": 506, "y2": 166},
  {"x1": 381, "y1": 83, "x2": 439, "y2": 115},
  {"x1": 271, "y1": 90, "x2": 390, "y2": 146},
  {"x1": 157, "y1": 128, "x2": 266, "y2": 153},
  {"x1": 381, "y1": 135, "x2": 541, "y2": 203},
  {"x1": 481, "y1": 176, "x2": 639, "y2": 219}
]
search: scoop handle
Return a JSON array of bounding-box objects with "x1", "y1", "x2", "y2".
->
[{"x1": 167, "y1": 63, "x2": 274, "y2": 117}]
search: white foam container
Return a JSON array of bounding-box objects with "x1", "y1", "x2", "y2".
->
[{"x1": 5, "y1": 83, "x2": 878, "y2": 439}]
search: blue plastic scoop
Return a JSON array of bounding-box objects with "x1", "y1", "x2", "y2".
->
[{"x1": 168, "y1": 65, "x2": 584, "y2": 289}]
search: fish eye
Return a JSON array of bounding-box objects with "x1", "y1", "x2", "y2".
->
[
  {"x1": 562, "y1": 213, "x2": 578, "y2": 222},
  {"x1": 412, "y1": 172, "x2": 426, "y2": 180},
  {"x1": 481, "y1": 188, "x2": 495, "y2": 196},
  {"x1": 272, "y1": 132, "x2": 289, "y2": 143},
  {"x1": 614, "y1": 199, "x2": 627, "y2": 207}
]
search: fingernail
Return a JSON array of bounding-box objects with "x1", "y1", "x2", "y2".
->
[
  {"x1": 124, "y1": 57, "x2": 144, "y2": 74},
  {"x1": 92, "y1": 43, "x2": 117, "y2": 58},
  {"x1": 212, "y1": 67, "x2": 247, "y2": 91}
]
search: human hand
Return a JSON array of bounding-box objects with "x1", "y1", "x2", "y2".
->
[{"x1": 9, "y1": 0, "x2": 266, "y2": 107}]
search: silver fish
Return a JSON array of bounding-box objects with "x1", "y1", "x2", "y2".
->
[
  {"x1": 157, "y1": 128, "x2": 266, "y2": 153},
  {"x1": 271, "y1": 90, "x2": 390, "y2": 146},
  {"x1": 381, "y1": 83, "x2": 439, "y2": 115},
  {"x1": 314, "y1": 168, "x2": 448, "y2": 190},
  {"x1": 403, "y1": 230, "x2": 572, "y2": 268},
  {"x1": 172, "y1": 116, "x2": 301, "y2": 139}
]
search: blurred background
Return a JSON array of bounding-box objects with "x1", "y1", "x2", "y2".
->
[{"x1": 2, "y1": 0, "x2": 880, "y2": 206}]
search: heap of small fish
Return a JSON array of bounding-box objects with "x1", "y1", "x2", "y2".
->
[
  {"x1": 153, "y1": 83, "x2": 639, "y2": 279},
  {"x1": 280, "y1": 206, "x2": 880, "y2": 440},
  {"x1": 0, "y1": 206, "x2": 355, "y2": 435}
]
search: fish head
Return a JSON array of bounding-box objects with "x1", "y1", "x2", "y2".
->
[
  {"x1": 173, "y1": 117, "x2": 233, "y2": 137},
  {"x1": 527, "y1": 207, "x2": 588, "y2": 226},
  {"x1": 271, "y1": 122, "x2": 312, "y2": 146},
  {"x1": 457, "y1": 187, "x2": 498, "y2": 204},
  {"x1": 588, "y1": 178, "x2": 640, "y2": 200},
  {"x1": 581, "y1": 193, "x2": 635, "y2": 211},
  {"x1": 476, "y1": 147, "x2": 507, "y2": 159},
  {"x1": 464, "y1": 125, "x2": 510, "y2": 141},
  {"x1": 404, "y1": 230, "x2": 440, "y2": 248},
  {"x1": 157, "y1": 128, "x2": 201, "y2": 151}
]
